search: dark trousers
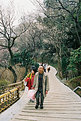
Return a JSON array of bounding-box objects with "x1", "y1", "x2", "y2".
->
[{"x1": 36, "y1": 90, "x2": 44, "y2": 106}]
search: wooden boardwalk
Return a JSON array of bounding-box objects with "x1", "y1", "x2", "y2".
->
[{"x1": 11, "y1": 67, "x2": 81, "y2": 121}]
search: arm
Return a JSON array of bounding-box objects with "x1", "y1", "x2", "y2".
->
[
  {"x1": 32, "y1": 74, "x2": 36, "y2": 89},
  {"x1": 46, "y1": 75, "x2": 49, "y2": 94}
]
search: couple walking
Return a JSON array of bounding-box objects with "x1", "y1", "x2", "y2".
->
[{"x1": 25, "y1": 65, "x2": 49, "y2": 109}]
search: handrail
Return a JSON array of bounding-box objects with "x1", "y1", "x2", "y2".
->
[
  {"x1": 0, "y1": 81, "x2": 25, "y2": 95},
  {"x1": 73, "y1": 86, "x2": 81, "y2": 92},
  {"x1": 0, "y1": 88, "x2": 19, "y2": 113}
]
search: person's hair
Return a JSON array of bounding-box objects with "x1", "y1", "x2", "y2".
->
[
  {"x1": 31, "y1": 66, "x2": 37, "y2": 73},
  {"x1": 40, "y1": 65, "x2": 44, "y2": 70},
  {"x1": 47, "y1": 67, "x2": 50, "y2": 72}
]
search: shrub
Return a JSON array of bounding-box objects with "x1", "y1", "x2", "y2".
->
[
  {"x1": 0, "y1": 80, "x2": 10, "y2": 87},
  {"x1": 69, "y1": 76, "x2": 81, "y2": 89},
  {"x1": 67, "y1": 46, "x2": 81, "y2": 76}
]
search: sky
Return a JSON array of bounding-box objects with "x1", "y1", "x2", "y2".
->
[{"x1": 0, "y1": 0, "x2": 44, "y2": 25}]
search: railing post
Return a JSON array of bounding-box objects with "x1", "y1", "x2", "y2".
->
[
  {"x1": 17, "y1": 88, "x2": 19, "y2": 99},
  {"x1": 22, "y1": 81, "x2": 25, "y2": 90},
  {"x1": 0, "y1": 99, "x2": 1, "y2": 112}
]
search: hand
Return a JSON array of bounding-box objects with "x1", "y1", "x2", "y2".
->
[
  {"x1": 46, "y1": 90, "x2": 48, "y2": 94},
  {"x1": 32, "y1": 87, "x2": 35, "y2": 89}
]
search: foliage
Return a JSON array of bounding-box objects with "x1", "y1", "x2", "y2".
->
[
  {"x1": 70, "y1": 76, "x2": 81, "y2": 84},
  {"x1": 12, "y1": 49, "x2": 33, "y2": 67},
  {"x1": 0, "y1": 0, "x2": 81, "y2": 83},
  {"x1": 67, "y1": 76, "x2": 81, "y2": 96},
  {"x1": 67, "y1": 46, "x2": 81, "y2": 75},
  {"x1": 44, "y1": 0, "x2": 57, "y2": 7},
  {"x1": 32, "y1": 62, "x2": 39, "y2": 71},
  {"x1": 43, "y1": 0, "x2": 81, "y2": 78},
  {"x1": 61, "y1": 44, "x2": 70, "y2": 75},
  {"x1": 68, "y1": 76, "x2": 81, "y2": 90}
]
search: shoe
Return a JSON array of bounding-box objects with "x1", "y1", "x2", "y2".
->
[
  {"x1": 31, "y1": 100, "x2": 34, "y2": 103},
  {"x1": 28, "y1": 99, "x2": 31, "y2": 103},
  {"x1": 40, "y1": 105, "x2": 43, "y2": 109},
  {"x1": 35, "y1": 105, "x2": 38, "y2": 109},
  {"x1": 30, "y1": 99, "x2": 34, "y2": 103},
  {"x1": 28, "y1": 99, "x2": 33, "y2": 103}
]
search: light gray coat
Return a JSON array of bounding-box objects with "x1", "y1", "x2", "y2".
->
[{"x1": 33, "y1": 72, "x2": 49, "y2": 98}]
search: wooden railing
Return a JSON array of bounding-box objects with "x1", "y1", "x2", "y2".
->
[
  {"x1": 0, "y1": 80, "x2": 25, "y2": 113},
  {"x1": 0, "y1": 88, "x2": 19, "y2": 113},
  {"x1": 0, "y1": 81, "x2": 25, "y2": 95}
]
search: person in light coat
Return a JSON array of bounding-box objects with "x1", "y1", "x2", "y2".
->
[{"x1": 32, "y1": 66, "x2": 49, "y2": 109}]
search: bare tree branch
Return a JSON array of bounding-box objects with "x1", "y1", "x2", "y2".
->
[{"x1": 0, "y1": 44, "x2": 8, "y2": 48}]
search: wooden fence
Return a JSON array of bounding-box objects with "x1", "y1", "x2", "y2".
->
[
  {"x1": 0, "y1": 81, "x2": 25, "y2": 95},
  {"x1": 0, "y1": 88, "x2": 19, "y2": 113},
  {"x1": 0, "y1": 81, "x2": 25, "y2": 113}
]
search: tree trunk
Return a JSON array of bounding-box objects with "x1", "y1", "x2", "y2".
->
[
  {"x1": 8, "y1": 47, "x2": 13, "y2": 59},
  {"x1": 8, "y1": 47, "x2": 14, "y2": 66},
  {"x1": 56, "y1": 47, "x2": 63, "y2": 79},
  {"x1": 42, "y1": 57, "x2": 44, "y2": 65},
  {"x1": 74, "y1": 21, "x2": 81, "y2": 46},
  {"x1": 8, "y1": 66, "x2": 17, "y2": 83}
]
